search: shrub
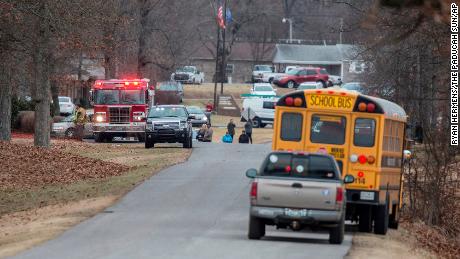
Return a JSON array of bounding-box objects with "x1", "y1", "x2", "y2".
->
[
  {"x1": 17, "y1": 111, "x2": 35, "y2": 133},
  {"x1": 11, "y1": 97, "x2": 34, "y2": 128}
]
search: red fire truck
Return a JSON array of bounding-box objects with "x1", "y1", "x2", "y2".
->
[{"x1": 90, "y1": 79, "x2": 154, "y2": 142}]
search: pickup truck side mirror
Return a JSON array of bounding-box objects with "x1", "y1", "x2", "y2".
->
[
  {"x1": 246, "y1": 168, "x2": 257, "y2": 178},
  {"x1": 343, "y1": 175, "x2": 355, "y2": 184}
]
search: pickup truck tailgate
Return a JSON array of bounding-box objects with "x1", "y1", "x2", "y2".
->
[{"x1": 256, "y1": 178, "x2": 339, "y2": 210}]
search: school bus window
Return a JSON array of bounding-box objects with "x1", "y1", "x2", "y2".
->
[
  {"x1": 281, "y1": 112, "x2": 303, "y2": 141},
  {"x1": 354, "y1": 118, "x2": 376, "y2": 147},
  {"x1": 310, "y1": 115, "x2": 346, "y2": 145}
]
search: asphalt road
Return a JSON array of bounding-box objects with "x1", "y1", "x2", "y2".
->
[{"x1": 14, "y1": 142, "x2": 352, "y2": 259}]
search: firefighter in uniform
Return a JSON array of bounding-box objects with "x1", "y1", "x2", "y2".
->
[{"x1": 73, "y1": 104, "x2": 87, "y2": 140}]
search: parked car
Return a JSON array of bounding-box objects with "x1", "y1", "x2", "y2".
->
[
  {"x1": 245, "y1": 151, "x2": 355, "y2": 244},
  {"x1": 341, "y1": 82, "x2": 366, "y2": 94},
  {"x1": 328, "y1": 75, "x2": 343, "y2": 86},
  {"x1": 272, "y1": 67, "x2": 329, "y2": 89},
  {"x1": 298, "y1": 81, "x2": 323, "y2": 90},
  {"x1": 171, "y1": 66, "x2": 204, "y2": 84},
  {"x1": 155, "y1": 81, "x2": 183, "y2": 105},
  {"x1": 58, "y1": 96, "x2": 75, "y2": 115},
  {"x1": 241, "y1": 97, "x2": 278, "y2": 128},
  {"x1": 52, "y1": 111, "x2": 94, "y2": 138},
  {"x1": 252, "y1": 65, "x2": 273, "y2": 82},
  {"x1": 250, "y1": 83, "x2": 277, "y2": 97},
  {"x1": 145, "y1": 105, "x2": 193, "y2": 149},
  {"x1": 186, "y1": 106, "x2": 210, "y2": 127},
  {"x1": 261, "y1": 66, "x2": 298, "y2": 84}
]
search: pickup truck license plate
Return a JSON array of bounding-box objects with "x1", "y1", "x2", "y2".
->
[
  {"x1": 360, "y1": 191, "x2": 375, "y2": 201},
  {"x1": 284, "y1": 208, "x2": 307, "y2": 217}
]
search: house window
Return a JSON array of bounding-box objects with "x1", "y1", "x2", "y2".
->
[
  {"x1": 226, "y1": 64, "x2": 234, "y2": 74},
  {"x1": 349, "y1": 61, "x2": 366, "y2": 74}
]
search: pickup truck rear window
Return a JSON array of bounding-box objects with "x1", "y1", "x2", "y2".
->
[{"x1": 261, "y1": 153, "x2": 338, "y2": 180}]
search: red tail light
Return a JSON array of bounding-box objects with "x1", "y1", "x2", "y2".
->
[
  {"x1": 250, "y1": 182, "x2": 258, "y2": 198},
  {"x1": 285, "y1": 97, "x2": 294, "y2": 106},
  {"x1": 336, "y1": 187, "x2": 343, "y2": 202},
  {"x1": 358, "y1": 155, "x2": 367, "y2": 164}
]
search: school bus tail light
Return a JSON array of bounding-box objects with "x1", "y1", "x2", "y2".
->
[
  {"x1": 367, "y1": 155, "x2": 376, "y2": 164},
  {"x1": 276, "y1": 92, "x2": 307, "y2": 108},
  {"x1": 294, "y1": 97, "x2": 303, "y2": 107},
  {"x1": 353, "y1": 96, "x2": 383, "y2": 114},
  {"x1": 367, "y1": 103, "x2": 376, "y2": 112},
  {"x1": 358, "y1": 155, "x2": 367, "y2": 164}
]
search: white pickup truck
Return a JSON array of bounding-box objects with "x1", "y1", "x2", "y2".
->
[
  {"x1": 171, "y1": 66, "x2": 204, "y2": 84},
  {"x1": 261, "y1": 66, "x2": 298, "y2": 83},
  {"x1": 246, "y1": 152, "x2": 355, "y2": 244}
]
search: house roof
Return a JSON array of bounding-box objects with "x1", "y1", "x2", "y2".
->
[
  {"x1": 273, "y1": 44, "x2": 358, "y2": 65},
  {"x1": 191, "y1": 42, "x2": 276, "y2": 62}
]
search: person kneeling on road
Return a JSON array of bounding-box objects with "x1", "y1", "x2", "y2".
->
[
  {"x1": 238, "y1": 130, "x2": 250, "y2": 144},
  {"x1": 202, "y1": 124, "x2": 213, "y2": 142},
  {"x1": 222, "y1": 132, "x2": 233, "y2": 143},
  {"x1": 196, "y1": 124, "x2": 207, "y2": 141}
]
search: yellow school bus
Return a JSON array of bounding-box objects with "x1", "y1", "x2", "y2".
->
[{"x1": 272, "y1": 88, "x2": 407, "y2": 235}]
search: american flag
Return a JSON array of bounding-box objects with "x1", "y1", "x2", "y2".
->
[{"x1": 216, "y1": 2, "x2": 225, "y2": 29}]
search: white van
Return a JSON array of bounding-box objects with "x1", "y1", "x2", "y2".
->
[{"x1": 241, "y1": 97, "x2": 279, "y2": 128}]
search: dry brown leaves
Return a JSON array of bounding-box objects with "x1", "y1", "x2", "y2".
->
[
  {"x1": 0, "y1": 141, "x2": 129, "y2": 189},
  {"x1": 405, "y1": 221, "x2": 460, "y2": 259}
]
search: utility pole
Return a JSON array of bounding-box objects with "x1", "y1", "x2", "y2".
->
[
  {"x1": 220, "y1": 0, "x2": 227, "y2": 94},
  {"x1": 282, "y1": 18, "x2": 293, "y2": 43},
  {"x1": 339, "y1": 18, "x2": 343, "y2": 44}
]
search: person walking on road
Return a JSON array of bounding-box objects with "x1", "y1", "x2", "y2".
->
[
  {"x1": 238, "y1": 130, "x2": 250, "y2": 144},
  {"x1": 244, "y1": 119, "x2": 253, "y2": 144},
  {"x1": 202, "y1": 124, "x2": 213, "y2": 142},
  {"x1": 227, "y1": 119, "x2": 236, "y2": 143}
]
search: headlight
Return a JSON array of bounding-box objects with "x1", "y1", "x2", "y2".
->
[
  {"x1": 180, "y1": 122, "x2": 187, "y2": 129},
  {"x1": 202, "y1": 116, "x2": 207, "y2": 121},
  {"x1": 146, "y1": 122, "x2": 154, "y2": 131},
  {"x1": 95, "y1": 112, "x2": 106, "y2": 123}
]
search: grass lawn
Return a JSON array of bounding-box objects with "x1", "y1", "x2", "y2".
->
[
  {"x1": 0, "y1": 140, "x2": 191, "y2": 258},
  {"x1": 1, "y1": 140, "x2": 190, "y2": 216}
]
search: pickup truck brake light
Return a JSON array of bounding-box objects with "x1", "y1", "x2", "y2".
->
[
  {"x1": 336, "y1": 187, "x2": 343, "y2": 203},
  {"x1": 250, "y1": 182, "x2": 258, "y2": 204}
]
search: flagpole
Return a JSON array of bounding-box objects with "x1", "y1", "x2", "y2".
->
[
  {"x1": 213, "y1": 22, "x2": 220, "y2": 113},
  {"x1": 220, "y1": 0, "x2": 227, "y2": 94}
]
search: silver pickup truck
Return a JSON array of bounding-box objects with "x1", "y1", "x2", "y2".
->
[{"x1": 246, "y1": 152, "x2": 354, "y2": 244}]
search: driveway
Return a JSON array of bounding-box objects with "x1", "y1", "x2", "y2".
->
[{"x1": 14, "y1": 142, "x2": 351, "y2": 259}]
